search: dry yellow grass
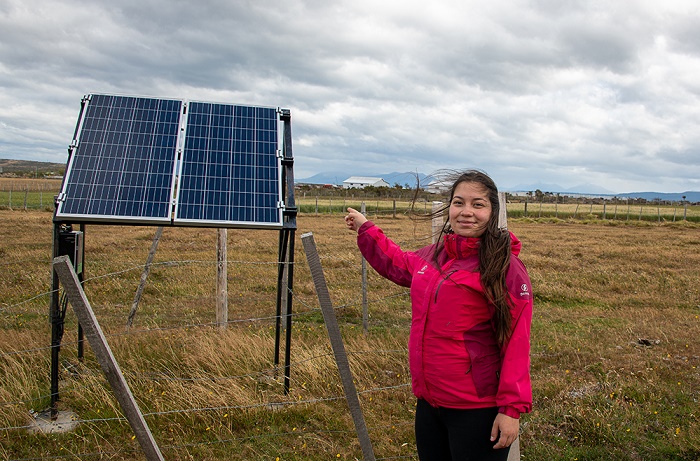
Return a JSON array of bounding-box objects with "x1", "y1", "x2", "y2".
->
[{"x1": 0, "y1": 209, "x2": 699, "y2": 460}]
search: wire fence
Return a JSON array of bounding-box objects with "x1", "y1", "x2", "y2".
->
[
  {"x1": 0, "y1": 228, "x2": 421, "y2": 460},
  {"x1": 2, "y1": 196, "x2": 697, "y2": 459},
  {"x1": 294, "y1": 196, "x2": 700, "y2": 223},
  {"x1": 3, "y1": 184, "x2": 699, "y2": 223}
]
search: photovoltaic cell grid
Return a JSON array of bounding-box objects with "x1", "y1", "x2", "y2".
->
[
  {"x1": 56, "y1": 94, "x2": 181, "y2": 223},
  {"x1": 176, "y1": 102, "x2": 281, "y2": 226},
  {"x1": 56, "y1": 94, "x2": 284, "y2": 228}
]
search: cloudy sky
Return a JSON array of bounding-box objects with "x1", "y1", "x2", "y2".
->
[{"x1": 1, "y1": 0, "x2": 699, "y2": 193}]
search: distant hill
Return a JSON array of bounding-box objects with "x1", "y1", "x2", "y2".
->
[
  {"x1": 619, "y1": 191, "x2": 700, "y2": 202},
  {"x1": 0, "y1": 159, "x2": 65, "y2": 176},
  {"x1": 298, "y1": 171, "x2": 699, "y2": 201}
]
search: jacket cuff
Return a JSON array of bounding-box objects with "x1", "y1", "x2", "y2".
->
[
  {"x1": 498, "y1": 406, "x2": 521, "y2": 419},
  {"x1": 358, "y1": 221, "x2": 374, "y2": 234}
]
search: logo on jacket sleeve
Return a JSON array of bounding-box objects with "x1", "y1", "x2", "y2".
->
[
  {"x1": 417, "y1": 264, "x2": 428, "y2": 275},
  {"x1": 520, "y1": 284, "x2": 530, "y2": 298}
]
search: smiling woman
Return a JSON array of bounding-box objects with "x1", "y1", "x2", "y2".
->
[{"x1": 345, "y1": 169, "x2": 533, "y2": 460}]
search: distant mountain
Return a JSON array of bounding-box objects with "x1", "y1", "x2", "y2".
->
[
  {"x1": 619, "y1": 191, "x2": 700, "y2": 202},
  {"x1": 297, "y1": 171, "x2": 428, "y2": 188},
  {"x1": 564, "y1": 183, "x2": 617, "y2": 195},
  {"x1": 507, "y1": 182, "x2": 699, "y2": 202}
]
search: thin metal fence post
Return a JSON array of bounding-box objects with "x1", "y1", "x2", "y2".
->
[
  {"x1": 127, "y1": 226, "x2": 164, "y2": 329},
  {"x1": 360, "y1": 203, "x2": 368, "y2": 334}
]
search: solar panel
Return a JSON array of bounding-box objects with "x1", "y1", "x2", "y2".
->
[
  {"x1": 56, "y1": 94, "x2": 181, "y2": 223},
  {"x1": 55, "y1": 94, "x2": 285, "y2": 228},
  {"x1": 175, "y1": 102, "x2": 282, "y2": 227}
]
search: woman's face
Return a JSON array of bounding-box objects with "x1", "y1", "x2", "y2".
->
[{"x1": 448, "y1": 181, "x2": 493, "y2": 238}]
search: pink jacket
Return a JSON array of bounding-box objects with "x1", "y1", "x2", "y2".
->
[{"x1": 357, "y1": 221, "x2": 533, "y2": 418}]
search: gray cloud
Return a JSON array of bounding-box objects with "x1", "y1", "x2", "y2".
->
[{"x1": 1, "y1": 0, "x2": 699, "y2": 192}]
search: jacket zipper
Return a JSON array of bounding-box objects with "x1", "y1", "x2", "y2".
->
[{"x1": 434, "y1": 270, "x2": 457, "y2": 303}]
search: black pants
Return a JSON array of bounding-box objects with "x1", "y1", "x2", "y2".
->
[{"x1": 415, "y1": 399, "x2": 511, "y2": 461}]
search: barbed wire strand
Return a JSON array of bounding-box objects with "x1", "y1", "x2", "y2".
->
[
  {"x1": 0, "y1": 285, "x2": 410, "y2": 359},
  {"x1": 2, "y1": 254, "x2": 417, "y2": 459},
  {"x1": 6, "y1": 419, "x2": 418, "y2": 461},
  {"x1": 0, "y1": 251, "x2": 410, "y2": 315},
  {"x1": 0, "y1": 345, "x2": 407, "y2": 412},
  {"x1": 1, "y1": 381, "x2": 412, "y2": 432}
]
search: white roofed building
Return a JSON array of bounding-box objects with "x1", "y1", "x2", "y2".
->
[
  {"x1": 342, "y1": 176, "x2": 391, "y2": 189},
  {"x1": 425, "y1": 178, "x2": 452, "y2": 194}
]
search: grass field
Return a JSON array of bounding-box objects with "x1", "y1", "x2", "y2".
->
[{"x1": 1, "y1": 209, "x2": 699, "y2": 460}]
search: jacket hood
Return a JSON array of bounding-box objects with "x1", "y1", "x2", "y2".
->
[{"x1": 443, "y1": 231, "x2": 522, "y2": 260}]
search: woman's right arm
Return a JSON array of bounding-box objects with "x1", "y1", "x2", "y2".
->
[{"x1": 345, "y1": 208, "x2": 416, "y2": 288}]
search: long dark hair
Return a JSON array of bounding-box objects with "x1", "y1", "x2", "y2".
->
[{"x1": 432, "y1": 170, "x2": 513, "y2": 346}]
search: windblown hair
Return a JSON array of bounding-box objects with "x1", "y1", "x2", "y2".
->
[{"x1": 432, "y1": 170, "x2": 514, "y2": 346}]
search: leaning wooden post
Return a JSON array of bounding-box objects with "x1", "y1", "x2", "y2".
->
[
  {"x1": 216, "y1": 228, "x2": 228, "y2": 330},
  {"x1": 53, "y1": 256, "x2": 165, "y2": 461},
  {"x1": 126, "y1": 226, "x2": 164, "y2": 329},
  {"x1": 301, "y1": 233, "x2": 376, "y2": 461}
]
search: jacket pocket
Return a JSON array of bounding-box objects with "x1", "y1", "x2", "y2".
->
[{"x1": 463, "y1": 322, "x2": 501, "y2": 398}]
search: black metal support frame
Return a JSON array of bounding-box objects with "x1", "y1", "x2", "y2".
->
[
  {"x1": 49, "y1": 223, "x2": 86, "y2": 418},
  {"x1": 274, "y1": 109, "x2": 297, "y2": 394},
  {"x1": 48, "y1": 106, "x2": 298, "y2": 417}
]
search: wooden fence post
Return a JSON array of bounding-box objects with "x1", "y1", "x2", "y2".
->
[
  {"x1": 217, "y1": 228, "x2": 228, "y2": 330},
  {"x1": 432, "y1": 201, "x2": 443, "y2": 244},
  {"x1": 498, "y1": 192, "x2": 508, "y2": 229}
]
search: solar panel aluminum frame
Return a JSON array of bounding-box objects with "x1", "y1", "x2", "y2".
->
[
  {"x1": 172, "y1": 102, "x2": 285, "y2": 229},
  {"x1": 54, "y1": 94, "x2": 288, "y2": 229},
  {"x1": 55, "y1": 94, "x2": 183, "y2": 225}
]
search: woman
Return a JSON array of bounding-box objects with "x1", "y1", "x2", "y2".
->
[{"x1": 344, "y1": 170, "x2": 532, "y2": 460}]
